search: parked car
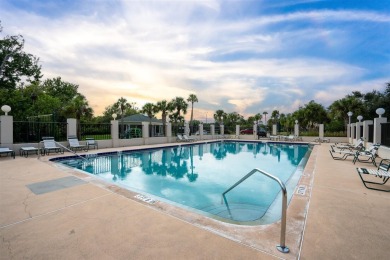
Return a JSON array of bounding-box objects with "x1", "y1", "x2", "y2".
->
[
  {"x1": 240, "y1": 128, "x2": 253, "y2": 134},
  {"x1": 257, "y1": 128, "x2": 267, "y2": 137}
]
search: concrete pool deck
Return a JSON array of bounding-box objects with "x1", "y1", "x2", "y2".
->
[{"x1": 0, "y1": 142, "x2": 389, "y2": 259}]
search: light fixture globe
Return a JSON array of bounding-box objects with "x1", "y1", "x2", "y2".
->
[
  {"x1": 347, "y1": 111, "x2": 353, "y2": 117},
  {"x1": 357, "y1": 115, "x2": 363, "y2": 122},
  {"x1": 112, "y1": 113, "x2": 117, "y2": 120},
  {"x1": 1, "y1": 105, "x2": 11, "y2": 115},
  {"x1": 295, "y1": 120, "x2": 298, "y2": 124},
  {"x1": 376, "y1": 108, "x2": 385, "y2": 117}
]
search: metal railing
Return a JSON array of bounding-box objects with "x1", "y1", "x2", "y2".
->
[
  {"x1": 381, "y1": 122, "x2": 390, "y2": 147},
  {"x1": 222, "y1": 168, "x2": 289, "y2": 253},
  {"x1": 80, "y1": 123, "x2": 111, "y2": 140},
  {"x1": 13, "y1": 121, "x2": 68, "y2": 143}
]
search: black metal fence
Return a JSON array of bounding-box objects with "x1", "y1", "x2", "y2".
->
[
  {"x1": 80, "y1": 123, "x2": 111, "y2": 140},
  {"x1": 13, "y1": 121, "x2": 68, "y2": 143},
  {"x1": 368, "y1": 124, "x2": 374, "y2": 142},
  {"x1": 381, "y1": 122, "x2": 390, "y2": 147}
]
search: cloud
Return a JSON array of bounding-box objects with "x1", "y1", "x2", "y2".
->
[{"x1": 1, "y1": 1, "x2": 389, "y2": 118}]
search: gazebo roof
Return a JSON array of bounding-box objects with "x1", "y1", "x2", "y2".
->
[{"x1": 121, "y1": 114, "x2": 163, "y2": 124}]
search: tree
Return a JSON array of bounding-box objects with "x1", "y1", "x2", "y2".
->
[
  {"x1": 102, "y1": 97, "x2": 136, "y2": 122},
  {"x1": 142, "y1": 103, "x2": 157, "y2": 137},
  {"x1": 187, "y1": 94, "x2": 198, "y2": 134},
  {"x1": 303, "y1": 100, "x2": 328, "y2": 130},
  {"x1": 169, "y1": 97, "x2": 188, "y2": 124},
  {"x1": 254, "y1": 113, "x2": 262, "y2": 124},
  {"x1": 328, "y1": 95, "x2": 365, "y2": 131},
  {"x1": 263, "y1": 111, "x2": 268, "y2": 124},
  {"x1": 213, "y1": 109, "x2": 227, "y2": 124},
  {"x1": 0, "y1": 22, "x2": 42, "y2": 90},
  {"x1": 62, "y1": 93, "x2": 93, "y2": 138},
  {"x1": 41, "y1": 77, "x2": 78, "y2": 104},
  {"x1": 155, "y1": 100, "x2": 172, "y2": 136}
]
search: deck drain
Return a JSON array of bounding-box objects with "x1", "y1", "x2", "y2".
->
[
  {"x1": 296, "y1": 185, "x2": 307, "y2": 196},
  {"x1": 134, "y1": 194, "x2": 156, "y2": 204}
]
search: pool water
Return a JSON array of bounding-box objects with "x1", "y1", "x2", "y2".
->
[{"x1": 55, "y1": 141, "x2": 311, "y2": 225}]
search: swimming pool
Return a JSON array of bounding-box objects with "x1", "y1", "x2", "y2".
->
[{"x1": 52, "y1": 141, "x2": 311, "y2": 225}]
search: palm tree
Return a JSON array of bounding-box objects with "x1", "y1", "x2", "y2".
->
[
  {"x1": 263, "y1": 111, "x2": 268, "y2": 124},
  {"x1": 254, "y1": 113, "x2": 262, "y2": 124},
  {"x1": 63, "y1": 93, "x2": 92, "y2": 139},
  {"x1": 213, "y1": 109, "x2": 226, "y2": 124},
  {"x1": 155, "y1": 100, "x2": 172, "y2": 136},
  {"x1": 187, "y1": 94, "x2": 198, "y2": 134},
  {"x1": 169, "y1": 97, "x2": 188, "y2": 135},
  {"x1": 142, "y1": 102, "x2": 157, "y2": 137}
]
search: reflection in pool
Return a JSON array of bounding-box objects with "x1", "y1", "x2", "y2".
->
[{"x1": 55, "y1": 141, "x2": 311, "y2": 225}]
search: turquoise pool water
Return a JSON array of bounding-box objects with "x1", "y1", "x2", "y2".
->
[{"x1": 53, "y1": 141, "x2": 311, "y2": 225}]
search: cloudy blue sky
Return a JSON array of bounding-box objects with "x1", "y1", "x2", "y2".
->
[{"x1": 1, "y1": 0, "x2": 389, "y2": 120}]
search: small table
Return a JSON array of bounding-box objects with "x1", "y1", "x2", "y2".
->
[{"x1": 20, "y1": 147, "x2": 39, "y2": 157}]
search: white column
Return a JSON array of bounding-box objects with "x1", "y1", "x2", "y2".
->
[
  {"x1": 220, "y1": 125, "x2": 224, "y2": 135},
  {"x1": 199, "y1": 123, "x2": 204, "y2": 139},
  {"x1": 210, "y1": 124, "x2": 215, "y2": 136},
  {"x1": 356, "y1": 121, "x2": 362, "y2": 140},
  {"x1": 166, "y1": 123, "x2": 172, "y2": 137},
  {"x1": 272, "y1": 124, "x2": 277, "y2": 135},
  {"x1": 236, "y1": 125, "x2": 240, "y2": 136},
  {"x1": 142, "y1": 122, "x2": 149, "y2": 138},
  {"x1": 253, "y1": 123, "x2": 257, "y2": 139},
  {"x1": 0, "y1": 115, "x2": 13, "y2": 146},
  {"x1": 363, "y1": 120, "x2": 373, "y2": 142},
  {"x1": 185, "y1": 122, "x2": 190, "y2": 135},
  {"x1": 294, "y1": 123, "x2": 299, "y2": 136},
  {"x1": 351, "y1": 123, "x2": 356, "y2": 142},
  {"x1": 67, "y1": 118, "x2": 77, "y2": 137},
  {"x1": 111, "y1": 120, "x2": 119, "y2": 148},
  {"x1": 374, "y1": 117, "x2": 387, "y2": 144},
  {"x1": 319, "y1": 124, "x2": 324, "y2": 139}
]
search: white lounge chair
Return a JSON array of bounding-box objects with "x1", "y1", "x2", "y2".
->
[
  {"x1": 42, "y1": 137, "x2": 64, "y2": 155},
  {"x1": 86, "y1": 137, "x2": 98, "y2": 150},
  {"x1": 183, "y1": 134, "x2": 196, "y2": 142},
  {"x1": 352, "y1": 144, "x2": 380, "y2": 166},
  {"x1": 0, "y1": 147, "x2": 15, "y2": 159},
  {"x1": 356, "y1": 159, "x2": 390, "y2": 192},
  {"x1": 68, "y1": 136, "x2": 88, "y2": 152},
  {"x1": 176, "y1": 134, "x2": 186, "y2": 142}
]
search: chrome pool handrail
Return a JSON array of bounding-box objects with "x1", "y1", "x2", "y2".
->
[
  {"x1": 221, "y1": 168, "x2": 290, "y2": 253},
  {"x1": 38, "y1": 140, "x2": 89, "y2": 162}
]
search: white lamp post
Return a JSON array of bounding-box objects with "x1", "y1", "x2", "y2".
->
[
  {"x1": 1, "y1": 105, "x2": 11, "y2": 115},
  {"x1": 357, "y1": 115, "x2": 363, "y2": 122},
  {"x1": 347, "y1": 111, "x2": 353, "y2": 124},
  {"x1": 376, "y1": 108, "x2": 385, "y2": 117},
  {"x1": 112, "y1": 113, "x2": 117, "y2": 120}
]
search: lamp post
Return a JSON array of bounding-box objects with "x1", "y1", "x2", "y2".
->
[
  {"x1": 357, "y1": 115, "x2": 363, "y2": 122},
  {"x1": 376, "y1": 108, "x2": 385, "y2": 117},
  {"x1": 347, "y1": 111, "x2": 353, "y2": 125},
  {"x1": 1, "y1": 105, "x2": 11, "y2": 115},
  {"x1": 112, "y1": 113, "x2": 117, "y2": 120}
]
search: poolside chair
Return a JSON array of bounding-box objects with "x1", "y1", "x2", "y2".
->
[
  {"x1": 332, "y1": 138, "x2": 364, "y2": 151},
  {"x1": 356, "y1": 159, "x2": 390, "y2": 192},
  {"x1": 86, "y1": 137, "x2": 98, "y2": 150},
  {"x1": 329, "y1": 146, "x2": 359, "y2": 161},
  {"x1": 183, "y1": 134, "x2": 197, "y2": 142},
  {"x1": 42, "y1": 137, "x2": 64, "y2": 155},
  {"x1": 68, "y1": 136, "x2": 88, "y2": 152},
  {"x1": 0, "y1": 147, "x2": 15, "y2": 159},
  {"x1": 352, "y1": 144, "x2": 380, "y2": 166},
  {"x1": 176, "y1": 134, "x2": 186, "y2": 142}
]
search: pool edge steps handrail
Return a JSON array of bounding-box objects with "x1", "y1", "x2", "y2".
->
[
  {"x1": 221, "y1": 168, "x2": 289, "y2": 254},
  {"x1": 38, "y1": 140, "x2": 89, "y2": 162}
]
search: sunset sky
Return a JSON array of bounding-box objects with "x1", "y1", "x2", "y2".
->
[{"x1": 1, "y1": 0, "x2": 389, "y2": 121}]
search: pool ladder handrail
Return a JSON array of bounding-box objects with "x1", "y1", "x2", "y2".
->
[
  {"x1": 38, "y1": 140, "x2": 89, "y2": 162},
  {"x1": 221, "y1": 168, "x2": 290, "y2": 254}
]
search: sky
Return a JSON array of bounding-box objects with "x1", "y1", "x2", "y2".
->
[{"x1": 1, "y1": 0, "x2": 389, "y2": 121}]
